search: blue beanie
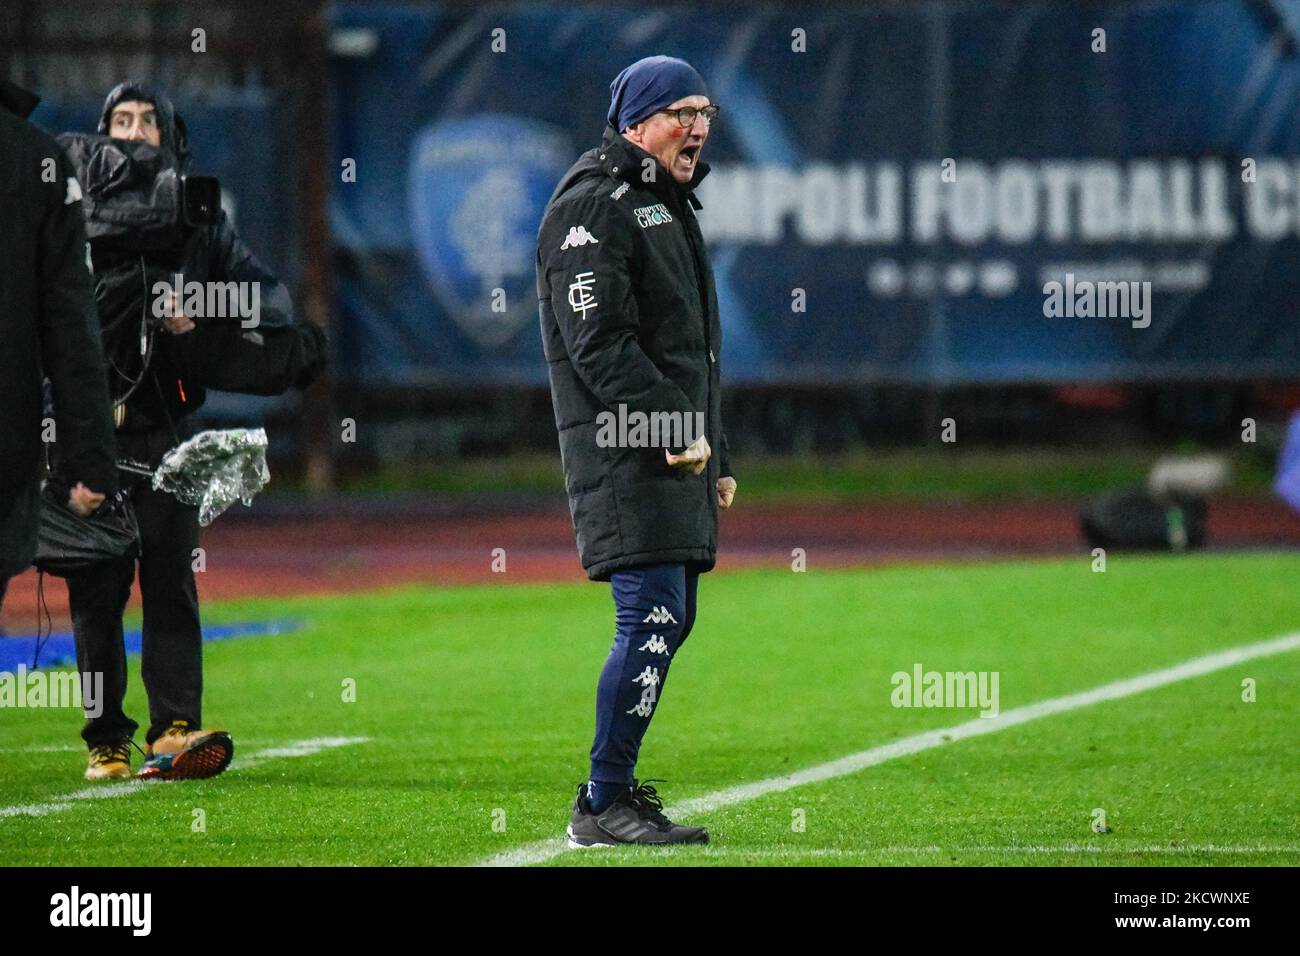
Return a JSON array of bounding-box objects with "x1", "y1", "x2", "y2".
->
[{"x1": 607, "y1": 55, "x2": 709, "y2": 132}]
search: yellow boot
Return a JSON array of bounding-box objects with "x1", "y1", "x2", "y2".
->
[{"x1": 85, "y1": 738, "x2": 133, "y2": 781}]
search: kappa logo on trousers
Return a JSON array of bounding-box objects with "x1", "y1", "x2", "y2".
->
[
  {"x1": 638, "y1": 634, "x2": 669, "y2": 655},
  {"x1": 626, "y1": 666, "x2": 660, "y2": 718},
  {"x1": 642, "y1": 606, "x2": 677, "y2": 625}
]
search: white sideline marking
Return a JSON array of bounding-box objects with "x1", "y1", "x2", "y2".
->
[
  {"x1": 232, "y1": 736, "x2": 370, "y2": 771},
  {"x1": 673, "y1": 846, "x2": 1300, "y2": 858},
  {"x1": 0, "y1": 802, "x2": 75, "y2": 818},
  {"x1": 0, "y1": 736, "x2": 369, "y2": 821},
  {"x1": 0, "y1": 738, "x2": 281, "y2": 754},
  {"x1": 477, "y1": 632, "x2": 1300, "y2": 867}
]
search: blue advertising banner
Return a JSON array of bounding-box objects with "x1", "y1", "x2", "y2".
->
[{"x1": 331, "y1": 0, "x2": 1300, "y2": 385}]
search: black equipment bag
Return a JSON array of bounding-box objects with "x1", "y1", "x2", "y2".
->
[
  {"x1": 34, "y1": 482, "x2": 141, "y2": 577},
  {"x1": 1080, "y1": 487, "x2": 1207, "y2": 552},
  {"x1": 183, "y1": 320, "x2": 329, "y2": 395}
]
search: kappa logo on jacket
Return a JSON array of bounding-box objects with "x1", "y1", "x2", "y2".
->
[
  {"x1": 560, "y1": 225, "x2": 599, "y2": 249},
  {"x1": 634, "y1": 203, "x2": 673, "y2": 228}
]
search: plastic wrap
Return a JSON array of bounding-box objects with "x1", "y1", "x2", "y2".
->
[{"x1": 152, "y1": 428, "x2": 270, "y2": 526}]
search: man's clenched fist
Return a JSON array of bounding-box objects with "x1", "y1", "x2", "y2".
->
[
  {"x1": 716, "y1": 475, "x2": 736, "y2": 509},
  {"x1": 665, "y1": 434, "x2": 711, "y2": 476}
]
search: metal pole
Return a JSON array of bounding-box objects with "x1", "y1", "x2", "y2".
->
[{"x1": 296, "y1": 0, "x2": 335, "y2": 492}]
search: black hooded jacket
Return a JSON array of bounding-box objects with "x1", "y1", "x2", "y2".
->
[
  {"x1": 97, "y1": 80, "x2": 190, "y2": 165},
  {"x1": 537, "y1": 126, "x2": 732, "y2": 581},
  {"x1": 0, "y1": 80, "x2": 118, "y2": 577},
  {"x1": 74, "y1": 81, "x2": 319, "y2": 439}
]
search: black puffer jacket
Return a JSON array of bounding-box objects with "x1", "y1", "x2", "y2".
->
[
  {"x1": 0, "y1": 80, "x2": 117, "y2": 578},
  {"x1": 537, "y1": 126, "x2": 732, "y2": 581}
]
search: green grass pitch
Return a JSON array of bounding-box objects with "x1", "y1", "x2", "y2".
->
[{"x1": 2, "y1": 552, "x2": 1297, "y2": 866}]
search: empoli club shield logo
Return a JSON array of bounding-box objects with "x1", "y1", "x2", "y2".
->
[{"x1": 408, "y1": 115, "x2": 571, "y2": 348}]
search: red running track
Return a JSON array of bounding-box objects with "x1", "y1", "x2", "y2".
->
[{"x1": 2, "y1": 496, "x2": 1297, "y2": 634}]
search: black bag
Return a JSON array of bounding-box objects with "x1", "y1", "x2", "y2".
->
[
  {"x1": 34, "y1": 483, "x2": 141, "y2": 577},
  {"x1": 184, "y1": 320, "x2": 329, "y2": 395},
  {"x1": 1080, "y1": 487, "x2": 1207, "y2": 552}
]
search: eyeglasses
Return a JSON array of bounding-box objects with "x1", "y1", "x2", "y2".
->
[{"x1": 655, "y1": 105, "x2": 720, "y2": 128}]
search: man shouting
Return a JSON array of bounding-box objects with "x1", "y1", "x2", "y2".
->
[{"x1": 536, "y1": 55, "x2": 737, "y2": 847}]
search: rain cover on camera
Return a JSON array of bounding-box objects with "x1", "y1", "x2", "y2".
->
[{"x1": 152, "y1": 428, "x2": 270, "y2": 526}]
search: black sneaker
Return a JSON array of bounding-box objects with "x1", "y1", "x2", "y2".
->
[{"x1": 567, "y1": 779, "x2": 709, "y2": 848}]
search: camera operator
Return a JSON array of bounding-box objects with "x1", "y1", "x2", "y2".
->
[
  {"x1": 0, "y1": 79, "x2": 117, "y2": 611},
  {"x1": 68, "y1": 80, "x2": 312, "y2": 781}
]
